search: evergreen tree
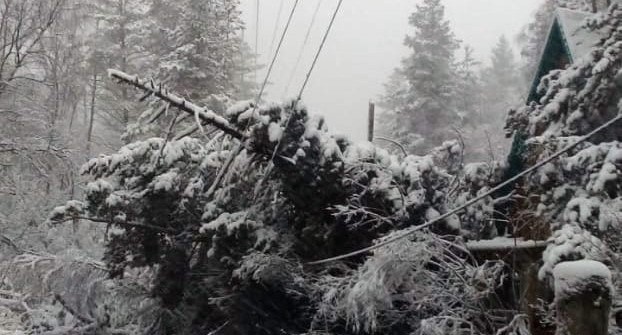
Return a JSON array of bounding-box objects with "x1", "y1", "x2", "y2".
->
[
  {"x1": 79, "y1": 0, "x2": 152, "y2": 150},
  {"x1": 377, "y1": 69, "x2": 414, "y2": 151},
  {"x1": 464, "y1": 35, "x2": 521, "y2": 161},
  {"x1": 148, "y1": 0, "x2": 253, "y2": 111},
  {"x1": 453, "y1": 46, "x2": 489, "y2": 161},
  {"x1": 482, "y1": 35, "x2": 521, "y2": 122},
  {"x1": 454, "y1": 46, "x2": 481, "y2": 126},
  {"x1": 379, "y1": 0, "x2": 460, "y2": 154}
]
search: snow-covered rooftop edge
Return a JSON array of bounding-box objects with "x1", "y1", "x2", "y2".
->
[{"x1": 556, "y1": 7, "x2": 608, "y2": 61}]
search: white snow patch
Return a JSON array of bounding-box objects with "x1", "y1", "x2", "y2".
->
[
  {"x1": 152, "y1": 170, "x2": 178, "y2": 192},
  {"x1": 553, "y1": 260, "x2": 612, "y2": 299},
  {"x1": 268, "y1": 122, "x2": 284, "y2": 142}
]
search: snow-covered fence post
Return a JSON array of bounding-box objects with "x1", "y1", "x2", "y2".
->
[{"x1": 553, "y1": 260, "x2": 612, "y2": 335}]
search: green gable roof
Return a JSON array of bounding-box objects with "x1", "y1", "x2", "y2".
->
[{"x1": 527, "y1": 8, "x2": 605, "y2": 103}]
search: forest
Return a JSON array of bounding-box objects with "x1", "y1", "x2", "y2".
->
[{"x1": 1, "y1": 0, "x2": 622, "y2": 334}]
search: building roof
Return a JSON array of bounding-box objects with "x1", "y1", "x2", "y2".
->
[
  {"x1": 555, "y1": 7, "x2": 607, "y2": 61},
  {"x1": 527, "y1": 7, "x2": 607, "y2": 103}
]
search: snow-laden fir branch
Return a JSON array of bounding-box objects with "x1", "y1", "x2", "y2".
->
[{"x1": 107, "y1": 69, "x2": 246, "y2": 140}]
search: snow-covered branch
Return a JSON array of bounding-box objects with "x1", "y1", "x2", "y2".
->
[
  {"x1": 466, "y1": 237, "x2": 547, "y2": 251},
  {"x1": 107, "y1": 69, "x2": 246, "y2": 140}
]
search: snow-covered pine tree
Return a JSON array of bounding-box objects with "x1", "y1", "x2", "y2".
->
[
  {"x1": 82, "y1": 0, "x2": 151, "y2": 145},
  {"x1": 379, "y1": 0, "x2": 461, "y2": 154},
  {"x1": 45, "y1": 68, "x2": 516, "y2": 334},
  {"x1": 147, "y1": 0, "x2": 253, "y2": 111},
  {"x1": 473, "y1": 35, "x2": 521, "y2": 160},
  {"x1": 377, "y1": 69, "x2": 411, "y2": 151},
  {"x1": 453, "y1": 46, "x2": 488, "y2": 161},
  {"x1": 455, "y1": 46, "x2": 482, "y2": 126},
  {"x1": 483, "y1": 35, "x2": 521, "y2": 114}
]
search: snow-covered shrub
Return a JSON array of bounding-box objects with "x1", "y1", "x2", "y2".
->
[
  {"x1": 0, "y1": 251, "x2": 157, "y2": 334},
  {"x1": 539, "y1": 224, "x2": 611, "y2": 281},
  {"x1": 314, "y1": 232, "x2": 505, "y2": 334}
]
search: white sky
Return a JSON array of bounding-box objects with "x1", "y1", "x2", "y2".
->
[{"x1": 240, "y1": 0, "x2": 544, "y2": 141}]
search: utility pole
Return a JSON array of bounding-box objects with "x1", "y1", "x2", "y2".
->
[{"x1": 367, "y1": 101, "x2": 375, "y2": 142}]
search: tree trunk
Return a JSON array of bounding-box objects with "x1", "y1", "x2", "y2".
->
[{"x1": 86, "y1": 72, "x2": 97, "y2": 155}]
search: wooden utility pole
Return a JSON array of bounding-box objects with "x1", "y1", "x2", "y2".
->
[{"x1": 367, "y1": 102, "x2": 375, "y2": 142}]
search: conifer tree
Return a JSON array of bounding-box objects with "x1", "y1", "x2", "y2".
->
[
  {"x1": 454, "y1": 46, "x2": 481, "y2": 126},
  {"x1": 80, "y1": 0, "x2": 151, "y2": 149},
  {"x1": 379, "y1": 0, "x2": 460, "y2": 154},
  {"x1": 453, "y1": 46, "x2": 489, "y2": 160},
  {"x1": 148, "y1": 0, "x2": 253, "y2": 111},
  {"x1": 482, "y1": 36, "x2": 521, "y2": 123}
]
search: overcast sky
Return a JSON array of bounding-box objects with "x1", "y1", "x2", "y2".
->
[{"x1": 240, "y1": 0, "x2": 544, "y2": 141}]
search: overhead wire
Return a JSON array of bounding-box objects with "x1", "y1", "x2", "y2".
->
[
  {"x1": 282, "y1": 0, "x2": 323, "y2": 98},
  {"x1": 254, "y1": 0, "x2": 260, "y2": 85},
  {"x1": 209, "y1": 0, "x2": 300, "y2": 199},
  {"x1": 263, "y1": 0, "x2": 343, "y2": 191},
  {"x1": 296, "y1": 0, "x2": 344, "y2": 101},
  {"x1": 269, "y1": 0, "x2": 342, "y2": 164},
  {"x1": 268, "y1": 0, "x2": 285, "y2": 57},
  {"x1": 307, "y1": 113, "x2": 622, "y2": 265},
  {"x1": 254, "y1": 0, "x2": 300, "y2": 108},
  {"x1": 268, "y1": 0, "x2": 342, "y2": 164}
]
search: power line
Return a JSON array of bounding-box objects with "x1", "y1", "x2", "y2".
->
[
  {"x1": 296, "y1": 0, "x2": 343, "y2": 101},
  {"x1": 255, "y1": 0, "x2": 300, "y2": 106},
  {"x1": 224, "y1": 0, "x2": 300, "y2": 199},
  {"x1": 307, "y1": 113, "x2": 622, "y2": 265},
  {"x1": 272, "y1": 0, "x2": 340, "y2": 167},
  {"x1": 282, "y1": 0, "x2": 323, "y2": 98},
  {"x1": 269, "y1": 0, "x2": 337, "y2": 169},
  {"x1": 254, "y1": 0, "x2": 260, "y2": 85},
  {"x1": 268, "y1": 0, "x2": 285, "y2": 57}
]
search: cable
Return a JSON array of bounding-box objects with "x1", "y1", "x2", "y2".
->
[
  {"x1": 209, "y1": 0, "x2": 299, "y2": 198},
  {"x1": 282, "y1": 0, "x2": 323, "y2": 98},
  {"x1": 254, "y1": 0, "x2": 260, "y2": 85},
  {"x1": 307, "y1": 113, "x2": 622, "y2": 265},
  {"x1": 272, "y1": 0, "x2": 339, "y2": 172},
  {"x1": 296, "y1": 0, "x2": 343, "y2": 101},
  {"x1": 268, "y1": 0, "x2": 285, "y2": 57},
  {"x1": 255, "y1": 0, "x2": 300, "y2": 106}
]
